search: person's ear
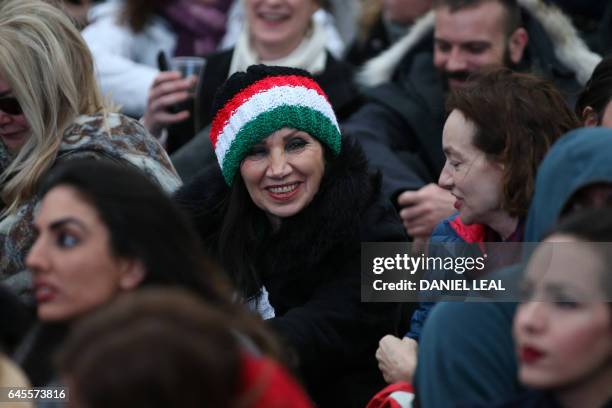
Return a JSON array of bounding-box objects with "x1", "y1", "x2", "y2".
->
[
  {"x1": 582, "y1": 106, "x2": 599, "y2": 127},
  {"x1": 508, "y1": 27, "x2": 528, "y2": 65},
  {"x1": 118, "y1": 259, "x2": 146, "y2": 291}
]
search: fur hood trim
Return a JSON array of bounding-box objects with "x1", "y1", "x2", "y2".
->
[{"x1": 358, "y1": 0, "x2": 601, "y2": 87}]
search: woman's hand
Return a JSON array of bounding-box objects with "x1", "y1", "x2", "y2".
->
[
  {"x1": 375, "y1": 335, "x2": 418, "y2": 384},
  {"x1": 142, "y1": 71, "x2": 196, "y2": 138}
]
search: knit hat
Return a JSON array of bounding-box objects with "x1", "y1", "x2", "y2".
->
[{"x1": 210, "y1": 65, "x2": 342, "y2": 185}]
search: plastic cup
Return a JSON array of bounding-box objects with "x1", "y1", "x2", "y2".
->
[{"x1": 169, "y1": 57, "x2": 206, "y2": 93}]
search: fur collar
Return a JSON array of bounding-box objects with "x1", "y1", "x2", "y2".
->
[{"x1": 358, "y1": 0, "x2": 601, "y2": 87}]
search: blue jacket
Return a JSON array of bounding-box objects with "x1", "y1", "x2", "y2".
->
[{"x1": 405, "y1": 214, "x2": 487, "y2": 340}]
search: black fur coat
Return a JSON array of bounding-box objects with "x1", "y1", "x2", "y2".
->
[{"x1": 175, "y1": 138, "x2": 408, "y2": 407}]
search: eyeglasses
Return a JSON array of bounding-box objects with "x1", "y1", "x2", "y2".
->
[{"x1": 0, "y1": 96, "x2": 23, "y2": 115}]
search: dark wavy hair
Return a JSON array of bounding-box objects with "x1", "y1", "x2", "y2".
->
[
  {"x1": 546, "y1": 208, "x2": 612, "y2": 304},
  {"x1": 446, "y1": 68, "x2": 580, "y2": 218},
  {"x1": 57, "y1": 288, "x2": 261, "y2": 408},
  {"x1": 575, "y1": 55, "x2": 612, "y2": 122},
  {"x1": 41, "y1": 159, "x2": 224, "y2": 300},
  {"x1": 40, "y1": 159, "x2": 280, "y2": 355}
]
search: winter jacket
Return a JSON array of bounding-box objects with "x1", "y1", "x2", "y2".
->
[
  {"x1": 175, "y1": 137, "x2": 408, "y2": 407},
  {"x1": 344, "y1": 0, "x2": 600, "y2": 202},
  {"x1": 82, "y1": 1, "x2": 177, "y2": 117},
  {"x1": 414, "y1": 127, "x2": 612, "y2": 407},
  {"x1": 405, "y1": 215, "x2": 523, "y2": 341},
  {"x1": 346, "y1": 16, "x2": 392, "y2": 68},
  {"x1": 167, "y1": 47, "x2": 362, "y2": 153},
  {"x1": 0, "y1": 113, "x2": 181, "y2": 295}
]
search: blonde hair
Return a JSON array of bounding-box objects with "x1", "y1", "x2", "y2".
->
[{"x1": 0, "y1": 0, "x2": 105, "y2": 215}]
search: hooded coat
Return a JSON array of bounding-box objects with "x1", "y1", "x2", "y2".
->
[
  {"x1": 413, "y1": 128, "x2": 612, "y2": 407},
  {"x1": 344, "y1": 0, "x2": 600, "y2": 201},
  {"x1": 175, "y1": 137, "x2": 409, "y2": 407}
]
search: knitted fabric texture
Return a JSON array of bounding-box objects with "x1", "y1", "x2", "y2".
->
[{"x1": 210, "y1": 65, "x2": 341, "y2": 185}]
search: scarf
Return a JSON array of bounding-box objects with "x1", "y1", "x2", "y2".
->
[
  {"x1": 228, "y1": 17, "x2": 327, "y2": 77},
  {"x1": 0, "y1": 113, "x2": 181, "y2": 290},
  {"x1": 161, "y1": 0, "x2": 231, "y2": 57}
]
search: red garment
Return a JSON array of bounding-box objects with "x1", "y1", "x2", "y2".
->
[
  {"x1": 449, "y1": 217, "x2": 486, "y2": 244},
  {"x1": 239, "y1": 354, "x2": 314, "y2": 408},
  {"x1": 366, "y1": 382, "x2": 415, "y2": 408}
]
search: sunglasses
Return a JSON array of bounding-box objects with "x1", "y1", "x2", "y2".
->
[{"x1": 0, "y1": 96, "x2": 23, "y2": 115}]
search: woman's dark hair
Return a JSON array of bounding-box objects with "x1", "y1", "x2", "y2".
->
[
  {"x1": 447, "y1": 67, "x2": 580, "y2": 218},
  {"x1": 218, "y1": 145, "x2": 336, "y2": 299},
  {"x1": 0, "y1": 285, "x2": 34, "y2": 354},
  {"x1": 546, "y1": 208, "x2": 612, "y2": 302},
  {"x1": 41, "y1": 159, "x2": 281, "y2": 357},
  {"x1": 575, "y1": 55, "x2": 612, "y2": 121},
  {"x1": 58, "y1": 289, "x2": 246, "y2": 408},
  {"x1": 219, "y1": 175, "x2": 263, "y2": 299},
  {"x1": 41, "y1": 159, "x2": 224, "y2": 301}
]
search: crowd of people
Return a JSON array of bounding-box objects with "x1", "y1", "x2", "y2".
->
[{"x1": 0, "y1": 0, "x2": 611, "y2": 407}]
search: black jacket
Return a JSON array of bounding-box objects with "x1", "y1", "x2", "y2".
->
[
  {"x1": 346, "y1": 16, "x2": 391, "y2": 67},
  {"x1": 0, "y1": 285, "x2": 34, "y2": 354},
  {"x1": 175, "y1": 138, "x2": 410, "y2": 407},
  {"x1": 167, "y1": 49, "x2": 363, "y2": 153}
]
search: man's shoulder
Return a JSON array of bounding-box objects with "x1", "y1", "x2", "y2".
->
[{"x1": 521, "y1": 1, "x2": 600, "y2": 91}]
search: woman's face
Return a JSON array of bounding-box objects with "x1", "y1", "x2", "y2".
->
[
  {"x1": 514, "y1": 234, "x2": 612, "y2": 390},
  {"x1": 0, "y1": 75, "x2": 30, "y2": 154},
  {"x1": 26, "y1": 185, "x2": 144, "y2": 322},
  {"x1": 438, "y1": 109, "x2": 504, "y2": 225},
  {"x1": 246, "y1": 0, "x2": 319, "y2": 57},
  {"x1": 239, "y1": 127, "x2": 325, "y2": 223}
]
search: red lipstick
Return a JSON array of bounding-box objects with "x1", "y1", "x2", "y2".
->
[
  {"x1": 520, "y1": 346, "x2": 544, "y2": 364},
  {"x1": 266, "y1": 182, "x2": 301, "y2": 201}
]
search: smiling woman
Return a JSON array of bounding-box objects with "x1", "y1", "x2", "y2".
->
[
  {"x1": 0, "y1": 0, "x2": 181, "y2": 286},
  {"x1": 176, "y1": 65, "x2": 407, "y2": 407},
  {"x1": 240, "y1": 129, "x2": 325, "y2": 222}
]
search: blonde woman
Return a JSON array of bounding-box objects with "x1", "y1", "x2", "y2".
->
[{"x1": 0, "y1": 0, "x2": 181, "y2": 292}]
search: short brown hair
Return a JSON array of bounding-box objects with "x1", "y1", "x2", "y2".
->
[
  {"x1": 446, "y1": 68, "x2": 580, "y2": 218},
  {"x1": 433, "y1": 0, "x2": 522, "y2": 36},
  {"x1": 57, "y1": 288, "x2": 279, "y2": 408}
]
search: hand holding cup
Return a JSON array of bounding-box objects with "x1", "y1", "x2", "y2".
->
[{"x1": 142, "y1": 57, "x2": 205, "y2": 138}]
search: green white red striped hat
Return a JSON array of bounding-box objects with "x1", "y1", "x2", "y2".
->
[{"x1": 210, "y1": 65, "x2": 341, "y2": 185}]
